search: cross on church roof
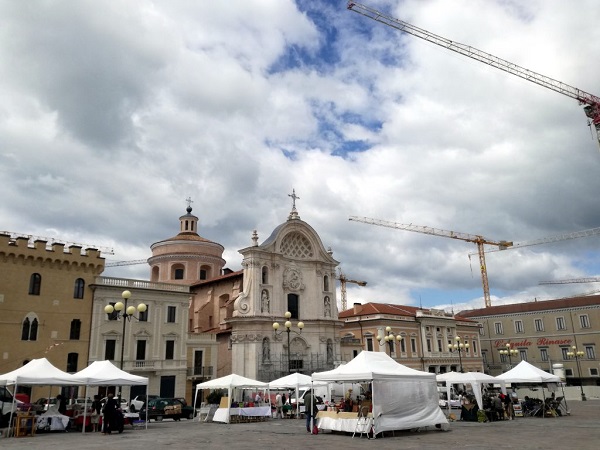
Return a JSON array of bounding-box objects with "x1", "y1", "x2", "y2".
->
[{"x1": 287, "y1": 188, "x2": 300, "y2": 220}]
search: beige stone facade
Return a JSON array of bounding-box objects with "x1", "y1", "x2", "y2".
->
[
  {"x1": 0, "y1": 232, "x2": 105, "y2": 401},
  {"x1": 89, "y1": 277, "x2": 191, "y2": 401},
  {"x1": 340, "y1": 303, "x2": 484, "y2": 373},
  {"x1": 458, "y1": 296, "x2": 600, "y2": 387},
  {"x1": 188, "y1": 203, "x2": 343, "y2": 389}
]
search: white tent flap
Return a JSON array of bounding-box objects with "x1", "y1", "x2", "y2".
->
[{"x1": 312, "y1": 351, "x2": 448, "y2": 435}]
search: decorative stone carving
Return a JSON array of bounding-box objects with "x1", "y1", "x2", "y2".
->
[
  {"x1": 261, "y1": 289, "x2": 270, "y2": 313},
  {"x1": 283, "y1": 267, "x2": 304, "y2": 291}
]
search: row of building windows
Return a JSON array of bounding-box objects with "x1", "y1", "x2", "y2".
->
[
  {"x1": 491, "y1": 314, "x2": 591, "y2": 335},
  {"x1": 21, "y1": 317, "x2": 82, "y2": 341},
  {"x1": 106, "y1": 305, "x2": 177, "y2": 323},
  {"x1": 485, "y1": 345, "x2": 597, "y2": 363},
  {"x1": 104, "y1": 339, "x2": 177, "y2": 361},
  {"x1": 172, "y1": 266, "x2": 208, "y2": 280},
  {"x1": 28, "y1": 273, "x2": 86, "y2": 299}
]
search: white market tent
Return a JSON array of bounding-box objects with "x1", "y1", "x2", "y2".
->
[
  {"x1": 495, "y1": 361, "x2": 562, "y2": 412},
  {"x1": 495, "y1": 360, "x2": 561, "y2": 384},
  {"x1": 72, "y1": 360, "x2": 149, "y2": 432},
  {"x1": 71, "y1": 360, "x2": 148, "y2": 386},
  {"x1": 436, "y1": 371, "x2": 503, "y2": 410},
  {"x1": 0, "y1": 358, "x2": 82, "y2": 434},
  {"x1": 268, "y1": 372, "x2": 328, "y2": 417},
  {"x1": 312, "y1": 351, "x2": 448, "y2": 436},
  {"x1": 0, "y1": 358, "x2": 80, "y2": 386},
  {"x1": 194, "y1": 374, "x2": 268, "y2": 424}
]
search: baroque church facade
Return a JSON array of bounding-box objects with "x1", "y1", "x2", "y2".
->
[
  {"x1": 228, "y1": 198, "x2": 342, "y2": 381},
  {"x1": 188, "y1": 193, "x2": 343, "y2": 383}
]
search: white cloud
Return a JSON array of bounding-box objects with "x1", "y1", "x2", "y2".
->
[{"x1": 2, "y1": 0, "x2": 600, "y2": 310}]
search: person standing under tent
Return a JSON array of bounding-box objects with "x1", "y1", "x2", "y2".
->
[
  {"x1": 102, "y1": 392, "x2": 118, "y2": 434},
  {"x1": 275, "y1": 393, "x2": 283, "y2": 419},
  {"x1": 91, "y1": 395, "x2": 102, "y2": 432},
  {"x1": 305, "y1": 390, "x2": 319, "y2": 434}
]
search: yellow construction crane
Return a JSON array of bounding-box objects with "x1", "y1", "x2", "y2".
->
[
  {"x1": 336, "y1": 268, "x2": 367, "y2": 311},
  {"x1": 105, "y1": 259, "x2": 148, "y2": 267},
  {"x1": 349, "y1": 216, "x2": 512, "y2": 308},
  {"x1": 470, "y1": 226, "x2": 600, "y2": 257},
  {"x1": 347, "y1": 1, "x2": 600, "y2": 148},
  {"x1": 539, "y1": 277, "x2": 600, "y2": 285}
]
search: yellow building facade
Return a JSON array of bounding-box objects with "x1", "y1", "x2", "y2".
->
[
  {"x1": 459, "y1": 296, "x2": 600, "y2": 388},
  {"x1": 340, "y1": 302, "x2": 484, "y2": 373},
  {"x1": 0, "y1": 232, "x2": 105, "y2": 400}
]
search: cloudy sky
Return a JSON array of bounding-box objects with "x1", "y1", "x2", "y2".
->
[{"x1": 2, "y1": 0, "x2": 600, "y2": 312}]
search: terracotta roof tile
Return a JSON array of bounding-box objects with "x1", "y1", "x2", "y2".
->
[
  {"x1": 458, "y1": 295, "x2": 600, "y2": 318},
  {"x1": 190, "y1": 270, "x2": 243, "y2": 288},
  {"x1": 339, "y1": 302, "x2": 424, "y2": 318}
]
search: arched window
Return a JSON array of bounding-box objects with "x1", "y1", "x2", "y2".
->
[
  {"x1": 21, "y1": 318, "x2": 30, "y2": 341},
  {"x1": 21, "y1": 317, "x2": 38, "y2": 341},
  {"x1": 73, "y1": 278, "x2": 85, "y2": 299},
  {"x1": 30, "y1": 319, "x2": 38, "y2": 341},
  {"x1": 70, "y1": 319, "x2": 81, "y2": 340},
  {"x1": 200, "y1": 269, "x2": 207, "y2": 280},
  {"x1": 261, "y1": 266, "x2": 269, "y2": 284},
  {"x1": 323, "y1": 275, "x2": 329, "y2": 292},
  {"x1": 29, "y1": 273, "x2": 41, "y2": 295}
]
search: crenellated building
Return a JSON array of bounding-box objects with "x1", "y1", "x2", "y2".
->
[{"x1": 0, "y1": 232, "x2": 105, "y2": 400}]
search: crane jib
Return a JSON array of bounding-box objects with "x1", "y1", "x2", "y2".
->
[{"x1": 347, "y1": 1, "x2": 600, "y2": 146}]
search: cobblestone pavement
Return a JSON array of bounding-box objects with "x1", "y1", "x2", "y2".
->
[{"x1": 2, "y1": 400, "x2": 599, "y2": 450}]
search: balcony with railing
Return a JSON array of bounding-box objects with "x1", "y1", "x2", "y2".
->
[
  {"x1": 108, "y1": 359, "x2": 188, "y2": 372},
  {"x1": 94, "y1": 276, "x2": 190, "y2": 293},
  {"x1": 187, "y1": 366, "x2": 214, "y2": 378}
]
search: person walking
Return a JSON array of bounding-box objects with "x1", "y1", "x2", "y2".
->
[
  {"x1": 275, "y1": 393, "x2": 283, "y2": 419},
  {"x1": 102, "y1": 393, "x2": 118, "y2": 434}
]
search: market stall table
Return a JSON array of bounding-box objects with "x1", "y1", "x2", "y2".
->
[
  {"x1": 316, "y1": 411, "x2": 372, "y2": 433},
  {"x1": 212, "y1": 406, "x2": 271, "y2": 423}
]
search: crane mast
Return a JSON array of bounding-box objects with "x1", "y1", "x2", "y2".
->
[
  {"x1": 349, "y1": 216, "x2": 512, "y2": 307},
  {"x1": 336, "y1": 268, "x2": 367, "y2": 311},
  {"x1": 347, "y1": 1, "x2": 600, "y2": 147}
]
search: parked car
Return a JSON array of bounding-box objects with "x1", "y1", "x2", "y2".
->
[
  {"x1": 438, "y1": 392, "x2": 461, "y2": 408},
  {"x1": 140, "y1": 398, "x2": 196, "y2": 421},
  {"x1": 67, "y1": 398, "x2": 92, "y2": 410},
  {"x1": 101, "y1": 396, "x2": 129, "y2": 411},
  {"x1": 130, "y1": 394, "x2": 159, "y2": 412},
  {"x1": 32, "y1": 397, "x2": 58, "y2": 412}
]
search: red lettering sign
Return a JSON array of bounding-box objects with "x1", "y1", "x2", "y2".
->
[{"x1": 494, "y1": 338, "x2": 570, "y2": 348}]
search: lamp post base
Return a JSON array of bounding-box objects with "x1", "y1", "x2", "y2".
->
[{"x1": 581, "y1": 392, "x2": 587, "y2": 401}]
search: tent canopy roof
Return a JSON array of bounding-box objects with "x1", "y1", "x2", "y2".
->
[
  {"x1": 495, "y1": 360, "x2": 561, "y2": 383},
  {"x1": 72, "y1": 360, "x2": 148, "y2": 386},
  {"x1": 196, "y1": 374, "x2": 268, "y2": 390},
  {"x1": 436, "y1": 371, "x2": 498, "y2": 384},
  {"x1": 0, "y1": 358, "x2": 80, "y2": 386},
  {"x1": 269, "y1": 372, "x2": 327, "y2": 389},
  {"x1": 312, "y1": 351, "x2": 436, "y2": 382}
]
